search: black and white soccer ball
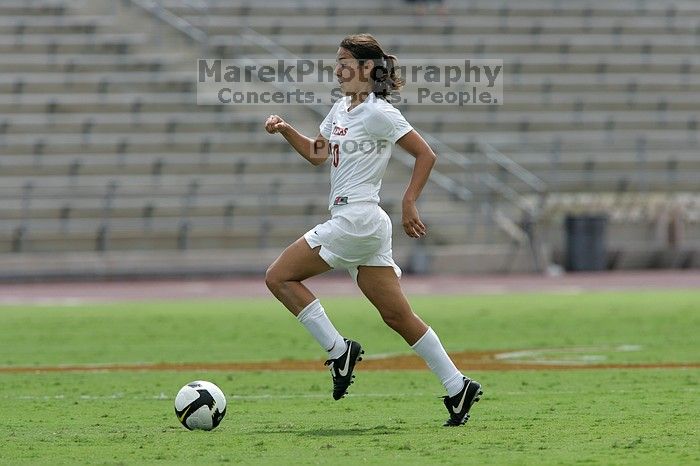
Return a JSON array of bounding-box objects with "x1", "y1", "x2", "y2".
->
[{"x1": 174, "y1": 381, "x2": 227, "y2": 431}]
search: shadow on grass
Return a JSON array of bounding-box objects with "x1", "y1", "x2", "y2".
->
[{"x1": 255, "y1": 425, "x2": 403, "y2": 437}]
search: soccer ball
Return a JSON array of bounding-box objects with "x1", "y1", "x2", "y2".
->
[{"x1": 174, "y1": 380, "x2": 227, "y2": 430}]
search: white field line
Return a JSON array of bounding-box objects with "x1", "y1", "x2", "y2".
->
[
  {"x1": 365, "y1": 345, "x2": 644, "y2": 363},
  {"x1": 8, "y1": 387, "x2": 699, "y2": 402},
  {"x1": 495, "y1": 345, "x2": 643, "y2": 364},
  {"x1": 10, "y1": 393, "x2": 427, "y2": 401}
]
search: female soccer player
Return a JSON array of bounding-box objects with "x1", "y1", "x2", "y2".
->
[{"x1": 264, "y1": 34, "x2": 482, "y2": 426}]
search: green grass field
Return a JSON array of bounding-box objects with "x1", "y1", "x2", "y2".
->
[{"x1": 0, "y1": 290, "x2": 698, "y2": 465}]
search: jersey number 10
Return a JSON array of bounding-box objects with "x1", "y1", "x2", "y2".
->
[{"x1": 331, "y1": 143, "x2": 340, "y2": 167}]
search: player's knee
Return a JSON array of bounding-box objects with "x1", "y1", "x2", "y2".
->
[{"x1": 264, "y1": 265, "x2": 283, "y2": 293}]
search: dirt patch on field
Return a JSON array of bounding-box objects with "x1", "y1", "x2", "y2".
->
[{"x1": 2, "y1": 350, "x2": 698, "y2": 373}]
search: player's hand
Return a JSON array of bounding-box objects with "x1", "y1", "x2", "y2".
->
[
  {"x1": 264, "y1": 114, "x2": 290, "y2": 134},
  {"x1": 402, "y1": 200, "x2": 427, "y2": 238}
]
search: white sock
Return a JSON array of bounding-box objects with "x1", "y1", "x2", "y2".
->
[
  {"x1": 297, "y1": 299, "x2": 347, "y2": 359},
  {"x1": 411, "y1": 327, "x2": 466, "y2": 397}
]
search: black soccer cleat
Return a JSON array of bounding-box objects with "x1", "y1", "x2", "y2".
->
[
  {"x1": 324, "y1": 339, "x2": 363, "y2": 400},
  {"x1": 442, "y1": 377, "x2": 483, "y2": 427}
]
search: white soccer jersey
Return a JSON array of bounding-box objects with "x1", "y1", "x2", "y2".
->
[{"x1": 319, "y1": 93, "x2": 413, "y2": 211}]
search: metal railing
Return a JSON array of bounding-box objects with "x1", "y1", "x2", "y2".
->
[{"x1": 126, "y1": 0, "x2": 208, "y2": 45}]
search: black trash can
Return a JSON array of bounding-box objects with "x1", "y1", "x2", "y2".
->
[{"x1": 564, "y1": 214, "x2": 608, "y2": 272}]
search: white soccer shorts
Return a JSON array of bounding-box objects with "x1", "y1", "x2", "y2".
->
[{"x1": 303, "y1": 202, "x2": 402, "y2": 283}]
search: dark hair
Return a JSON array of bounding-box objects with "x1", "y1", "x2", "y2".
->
[{"x1": 339, "y1": 33, "x2": 405, "y2": 99}]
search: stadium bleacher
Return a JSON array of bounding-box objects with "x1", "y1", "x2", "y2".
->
[{"x1": 0, "y1": 0, "x2": 698, "y2": 279}]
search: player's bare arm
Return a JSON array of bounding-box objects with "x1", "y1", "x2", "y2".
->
[
  {"x1": 264, "y1": 115, "x2": 329, "y2": 166},
  {"x1": 397, "y1": 130, "x2": 437, "y2": 238}
]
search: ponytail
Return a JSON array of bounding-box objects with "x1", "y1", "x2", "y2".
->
[{"x1": 375, "y1": 53, "x2": 405, "y2": 98}]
